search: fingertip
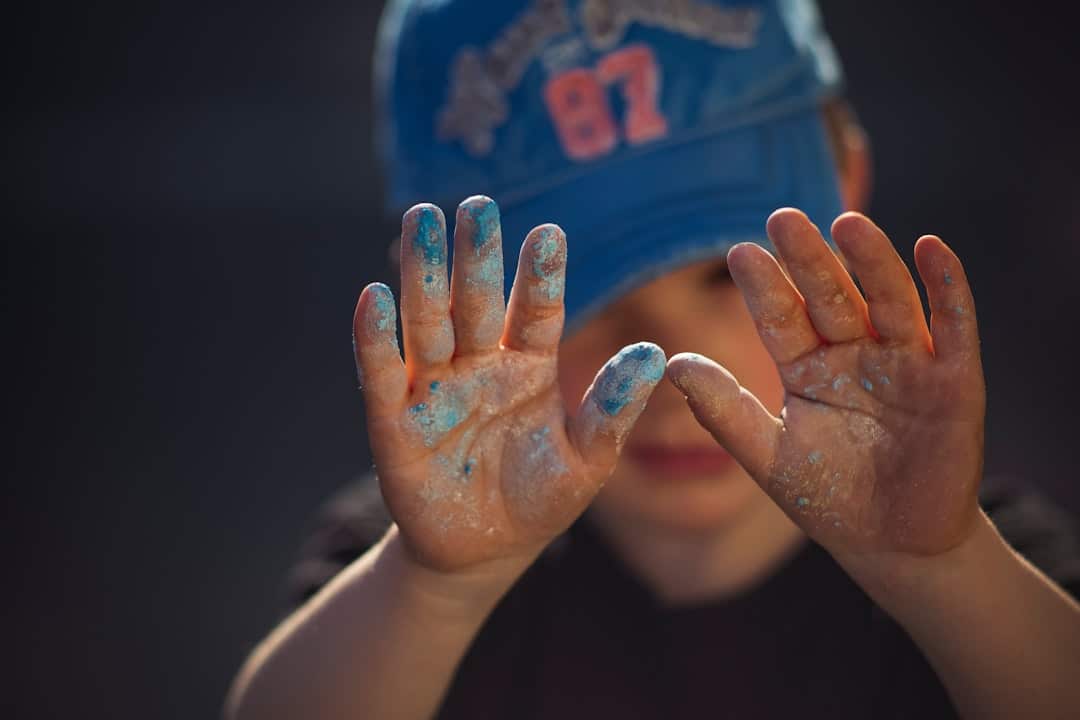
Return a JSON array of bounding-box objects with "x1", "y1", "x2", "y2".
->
[
  {"x1": 666, "y1": 352, "x2": 738, "y2": 400},
  {"x1": 830, "y1": 210, "x2": 868, "y2": 233},
  {"x1": 524, "y1": 223, "x2": 567, "y2": 253},
  {"x1": 766, "y1": 207, "x2": 811, "y2": 237},
  {"x1": 357, "y1": 282, "x2": 398, "y2": 335},
  {"x1": 459, "y1": 194, "x2": 496, "y2": 209},
  {"x1": 830, "y1": 211, "x2": 879, "y2": 253},
  {"x1": 726, "y1": 241, "x2": 768, "y2": 271},
  {"x1": 522, "y1": 224, "x2": 567, "y2": 301},
  {"x1": 402, "y1": 203, "x2": 447, "y2": 265},
  {"x1": 403, "y1": 202, "x2": 446, "y2": 227},
  {"x1": 592, "y1": 342, "x2": 666, "y2": 417},
  {"x1": 456, "y1": 196, "x2": 501, "y2": 250}
]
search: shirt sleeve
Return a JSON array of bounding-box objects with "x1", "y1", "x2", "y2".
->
[{"x1": 286, "y1": 475, "x2": 393, "y2": 608}]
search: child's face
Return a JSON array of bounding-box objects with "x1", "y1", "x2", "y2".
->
[{"x1": 559, "y1": 257, "x2": 785, "y2": 532}]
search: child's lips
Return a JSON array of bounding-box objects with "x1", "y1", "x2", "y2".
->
[{"x1": 625, "y1": 443, "x2": 736, "y2": 477}]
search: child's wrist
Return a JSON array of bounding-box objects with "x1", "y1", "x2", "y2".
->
[
  {"x1": 831, "y1": 509, "x2": 997, "y2": 618},
  {"x1": 385, "y1": 526, "x2": 537, "y2": 626}
]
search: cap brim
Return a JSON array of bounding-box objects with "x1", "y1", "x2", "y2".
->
[{"x1": 494, "y1": 106, "x2": 844, "y2": 335}]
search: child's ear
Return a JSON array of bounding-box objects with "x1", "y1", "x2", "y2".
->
[{"x1": 836, "y1": 118, "x2": 872, "y2": 213}]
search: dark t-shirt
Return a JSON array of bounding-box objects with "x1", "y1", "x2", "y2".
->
[{"x1": 289, "y1": 477, "x2": 1080, "y2": 719}]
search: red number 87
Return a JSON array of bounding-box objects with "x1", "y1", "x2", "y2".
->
[{"x1": 543, "y1": 44, "x2": 669, "y2": 161}]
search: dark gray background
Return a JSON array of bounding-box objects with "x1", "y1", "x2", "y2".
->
[{"x1": 6, "y1": 1, "x2": 1079, "y2": 718}]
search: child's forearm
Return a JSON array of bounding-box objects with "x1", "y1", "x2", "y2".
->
[
  {"x1": 841, "y1": 509, "x2": 1080, "y2": 719},
  {"x1": 225, "y1": 525, "x2": 530, "y2": 720}
]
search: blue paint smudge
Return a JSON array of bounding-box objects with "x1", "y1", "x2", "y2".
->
[
  {"x1": 831, "y1": 374, "x2": 851, "y2": 392},
  {"x1": 531, "y1": 226, "x2": 565, "y2": 300},
  {"x1": 474, "y1": 250, "x2": 502, "y2": 287},
  {"x1": 808, "y1": 450, "x2": 824, "y2": 465},
  {"x1": 466, "y1": 198, "x2": 500, "y2": 250},
  {"x1": 408, "y1": 396, "x2": 464, "y2": 448},
  {"x1": 413, "y1": 206, "x2": 445, "y2": 265},
  {"x1": 593, "y1": 343, "x2": 666, "y2": 416},
  {"x1": 424, "y1": 274, "x2": 434, "y2": 284},
  {"x1": 944, "y1": 270, "x2": 954, "y2": 285},
  {"x1": 796, "y1": 496, "x2": 810, "y2": 508},
  {"x1": 370, "y1": 284, "x2": 396, "y2": 333},
  {"x1": 953, "y1": 305, "x2": 966, "y2": 315},
  {"x1": 429, "y1": 381, "x2": 440, "y2": 392},
  {"x1": 463, "y1": 457, "x2": 475, "y2": 476},
  {"x1": 860, "y1": 377, "x2": 874, "y2": 392},
  {"x1": 879, "y1": 375, "x2": 891, "y2": 386}
]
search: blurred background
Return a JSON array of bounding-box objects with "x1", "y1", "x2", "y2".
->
[{"x1": 5, "y1": 1, "x2": 1079, "y2": 717}]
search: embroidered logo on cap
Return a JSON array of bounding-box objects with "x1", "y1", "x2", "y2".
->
[{"x1": 436, "y1": 0, "x2": 762, "y2": 160}]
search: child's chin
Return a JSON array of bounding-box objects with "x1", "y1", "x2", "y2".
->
[{"x1": 595, "y1": 465, "x2": 766, "y2": 534}]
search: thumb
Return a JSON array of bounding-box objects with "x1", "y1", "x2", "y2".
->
[
  {"x1": 665, "y1": 353, "x2": 780, "y2": 480},
  {"x1": 568, "y1": 342, "x2": 666, "y2": 476}
]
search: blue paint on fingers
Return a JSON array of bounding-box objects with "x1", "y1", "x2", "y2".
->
[
  {"x1": 465, "y1": 197, "x2": 500, "y2": 250},
  {"x1": 593, "y1": 342, "x2": 666, "y2": 416},
  {"x1": 412, "y1": 205, "x2": 446, "y2": 265},
  {"x1": 370, "y1": 284, "x2": 397, "y2": 333},
  {"x1": 531, "y1": 226, "x2": 566, "y2": 301}
]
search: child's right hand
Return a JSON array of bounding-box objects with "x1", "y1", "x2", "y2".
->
[{"x1": 353, "y1": 197, "x2": 665, "y2": 575}]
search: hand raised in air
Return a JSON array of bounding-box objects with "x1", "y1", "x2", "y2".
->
[{"x1": 354, "y1": 197, "x2": 665, "y2": 573}]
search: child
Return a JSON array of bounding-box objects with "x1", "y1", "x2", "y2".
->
[{"x1": 227, "y1": 1, "x2": 1080, "y2": 717}]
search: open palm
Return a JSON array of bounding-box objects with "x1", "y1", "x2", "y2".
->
[
  {"x1": 354, "y1": 198, "x2": 664, "y2": 573},
  {"x1": 669, "y1": 210, "x2": 984, "y2": 560}
]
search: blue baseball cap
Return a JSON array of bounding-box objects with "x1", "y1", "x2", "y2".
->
[{"x1": 375, "y1": 0, "x2": 845, "y2": 333}]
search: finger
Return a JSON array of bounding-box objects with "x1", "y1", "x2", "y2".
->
[
  {"x1": 666, "y1": 353, "x2": 780, "y2": 481},
  {"x1": 727, "y1": 242, "x2": 821, "y2": 364},
  {"x1": 502, "y1": 224, "x2": 567, "y2": 354},
  {"x1": 766, "y1": 208, "x2": 870, "y2": 343},
  {"x1": 568, "y1": 342, "x2": 667, "y2": 474},
  {"x1": 831, "y1": 212, "x2": 931, "y2": 347},
  {"x1": 400, "y1": 204, "x2": 455, "y2": 372},
  {"x1": 450, "y1": 196, "x2": 505, "y2": 355},
  {"x1": 353, "y1": 283, "x2": 408, "y2": 417},
  {"x1": 913, "y1": 235, "x2": 981, "y2": 365}
]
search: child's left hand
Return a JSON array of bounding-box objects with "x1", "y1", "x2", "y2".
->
[{"x1": 667, "y1": 209, "x2": 985, "y2": 569}]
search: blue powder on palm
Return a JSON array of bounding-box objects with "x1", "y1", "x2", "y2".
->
[
  {"x1": 408, "y1": 398, "x2": 463, "y2": 447},
  {"x1": 430, "y1": 381, "x2": 440, "y2": 392},
  {"x1": 808, "y1": 450, "x2": 824, "y2": 465},
  {"x1": 860, "y1": 377, "x2": 873, "y2": 392}
]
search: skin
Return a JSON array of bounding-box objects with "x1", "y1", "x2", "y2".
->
[{"x1": 227, "y1": 125, "x2": 1080, "y2": 719}]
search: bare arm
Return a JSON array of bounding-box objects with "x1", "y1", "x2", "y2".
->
[
  {"x1": 226, "y1": 526, "x2": 529, "y2": 720},
  {"x1": 226, "y1": 197, "x2": 665, "y2": 720},
  {"x1": 848, "y1": 510, "x2": 1080, "y2": 720}
]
